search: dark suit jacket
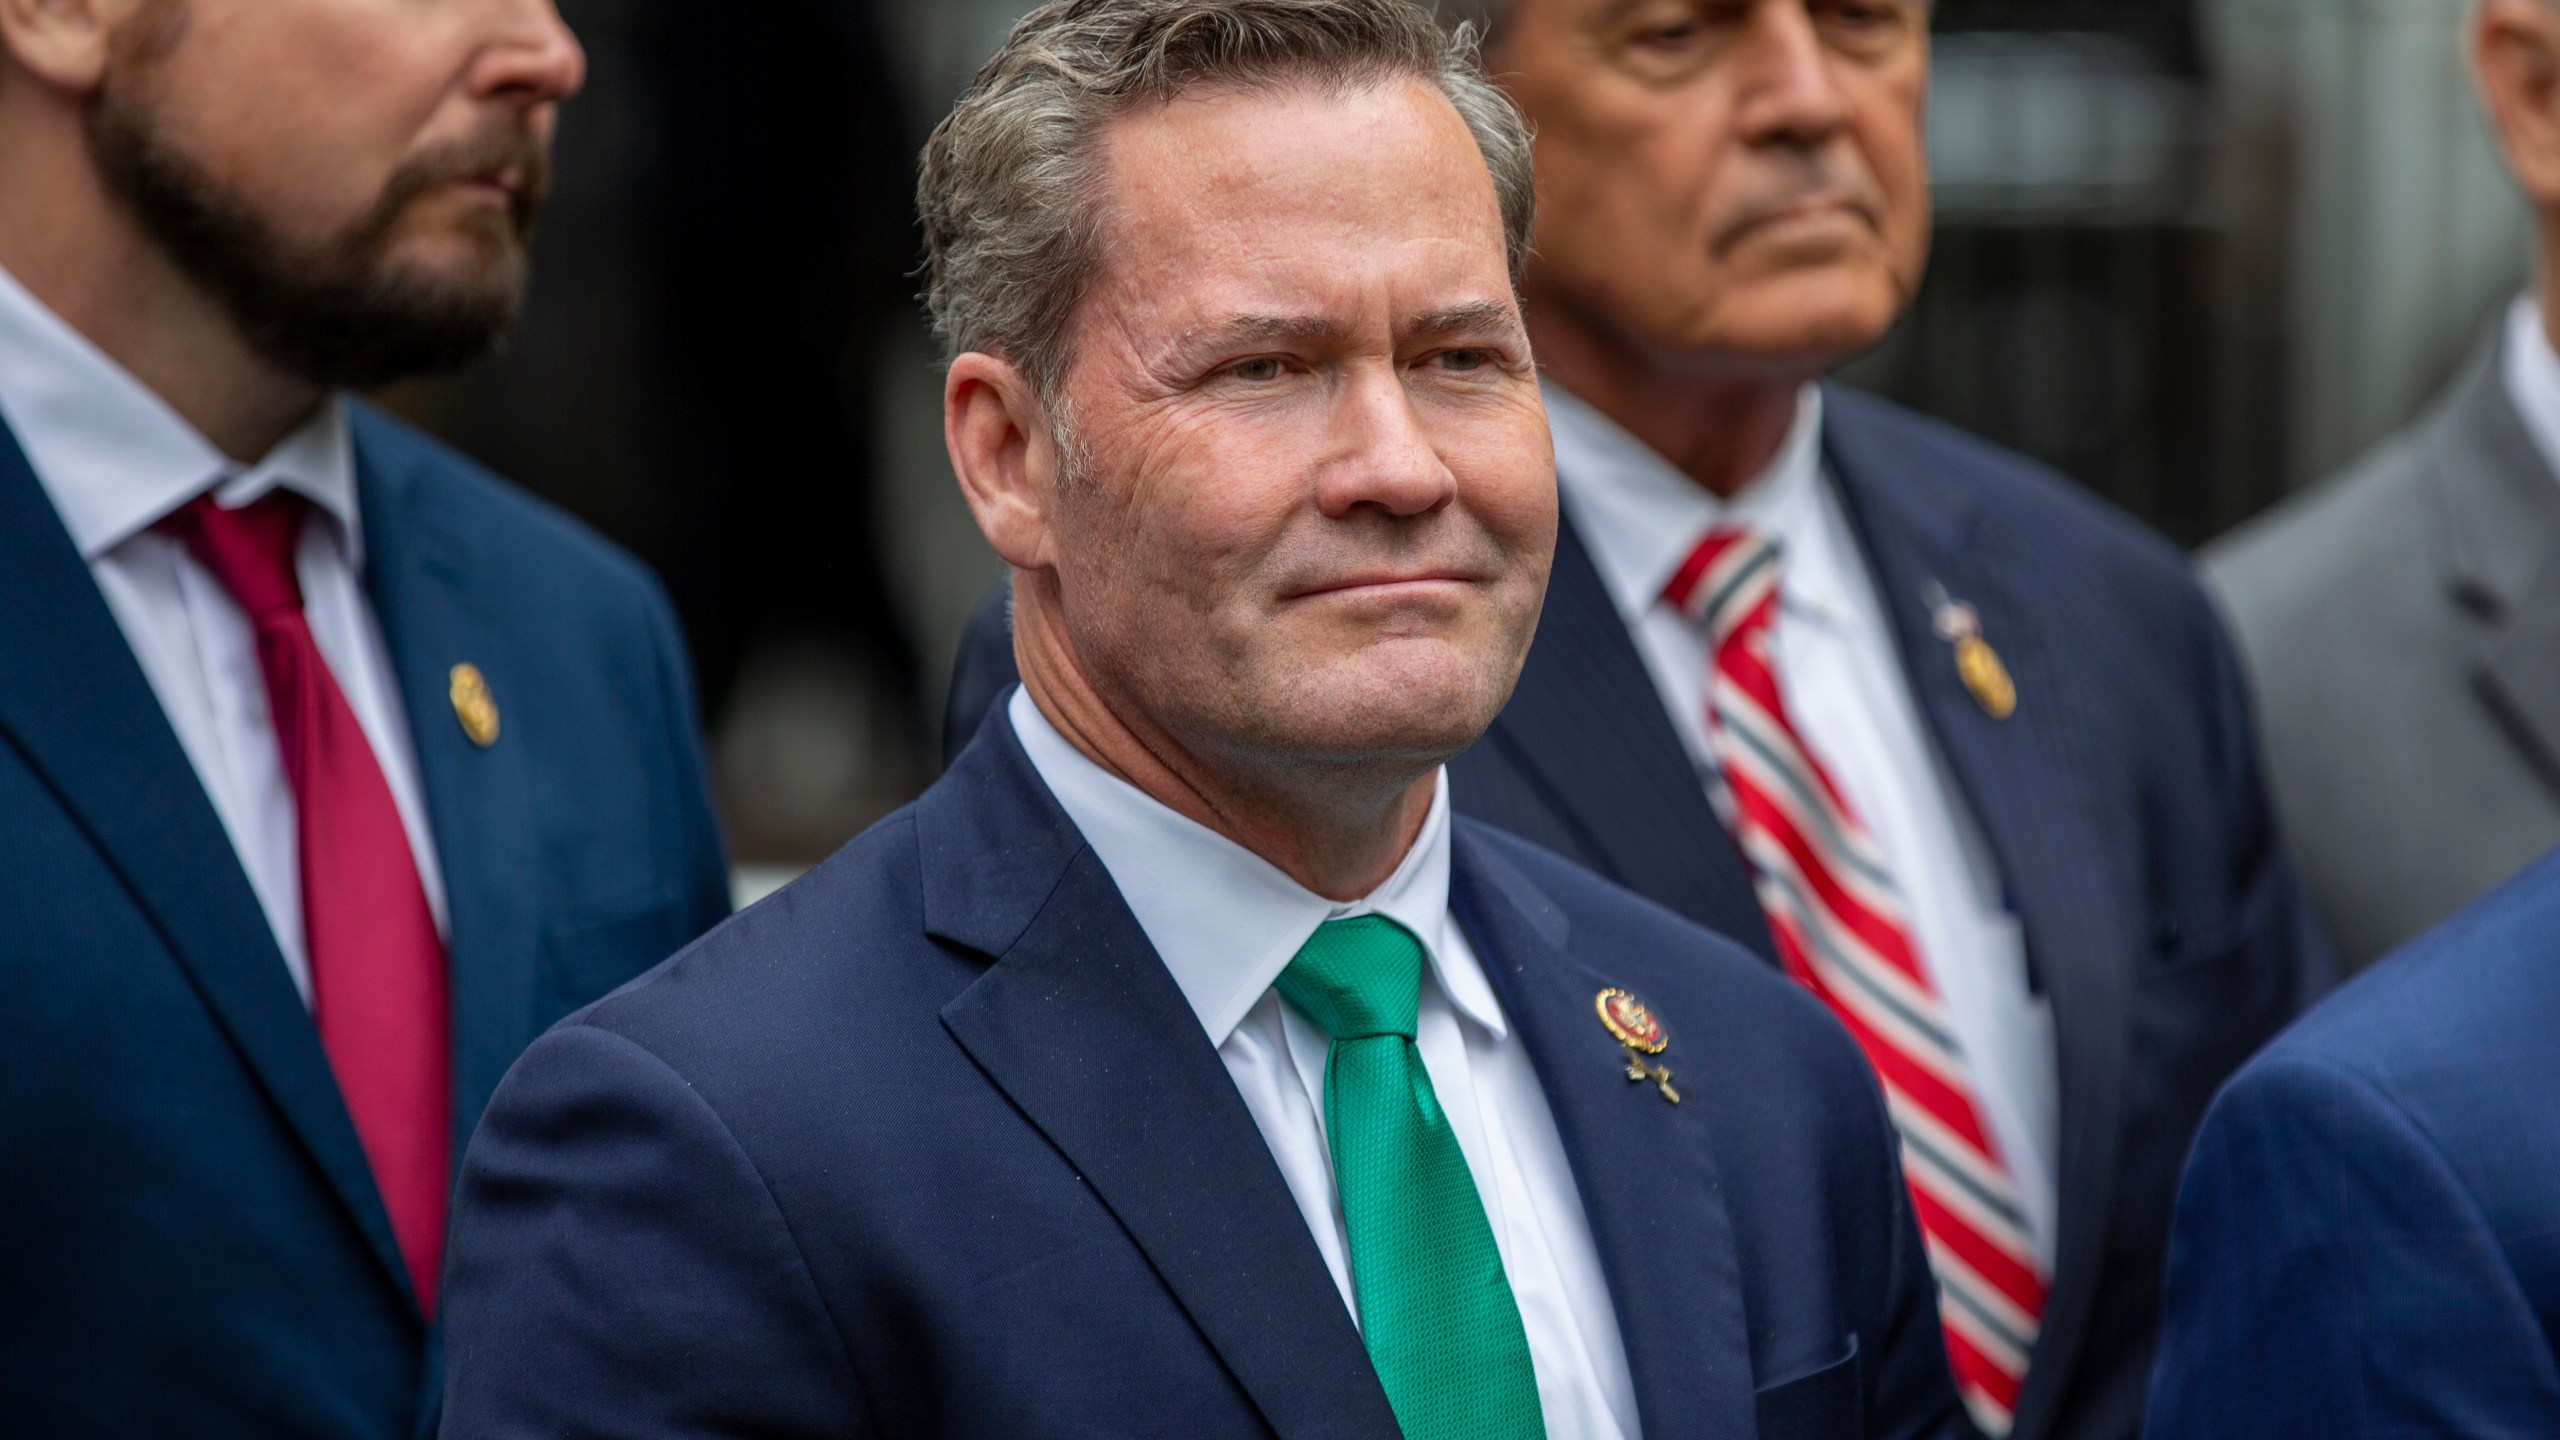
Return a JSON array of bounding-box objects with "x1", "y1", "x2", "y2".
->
[
  {"x1": 439, "y1": 704, "x2": 1961, "y2": 1439},
  {"x1": 0, "y1": 405, "x2": 732, "y2": 1439},
  {"x1": 2145, "y1": 844, "x2": 2560, "y2": 1437},
  {"x1": 946, "y1": 384, "x2": 2335, "y2": 1440},
  {"x1": 2207, "y1": 331, "x2": 2560, "y2": 970}
]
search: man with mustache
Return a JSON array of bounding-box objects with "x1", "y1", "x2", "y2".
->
[
  {"x1": 0, "y1": 0, "x2": 730, "y2": 1434},
  {"x1": 438, "y1": 2, "x2": 1961, "y2": 1435},
  {"x1": 945, "y1": 1, "x2": 2333, "y2": 1435}
]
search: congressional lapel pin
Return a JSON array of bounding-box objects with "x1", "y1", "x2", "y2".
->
[
  {"x1": 1595, "y1": 988, "x2": 1679, "y2": 1104},
  {"x1": 449, "y1": 663, "x2": 500, "y2": 747},
  {"x1": 1925, "y1": 583, "x2": 2017, "y2": 721}
]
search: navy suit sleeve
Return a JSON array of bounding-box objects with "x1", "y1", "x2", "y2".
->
[
  {"x1": 2145, "y1": 1055, "x2": 2560, "y2": 1438},
  {"x1": 638, "y1": 576, "x2": 733, "y2": 935},
  {"x1": 942, "y1": 582, "x2": 1018, "y2": 769},
  {"x1": 440, "y1": 1024, "x2": 867, "y2": 1438},
  {"x1": 1870, "y1": 1115, "x2": 1964, "y2": 1440}
]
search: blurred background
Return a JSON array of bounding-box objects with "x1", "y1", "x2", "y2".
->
[{"x1": 381, "y1": 0, "x2": 2527, "y2": 882}]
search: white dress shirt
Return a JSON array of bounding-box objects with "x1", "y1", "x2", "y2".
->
[
  {"x1": 2502, "y1": 293, "x2": 2560, "y2": 488},
  {"x1": 1546, "y1": 381, "x2": 2060, "y2": 1271},
  {"x1": 1009, "y1": 688, "x2": 1640, "y2": 1440},
  {"x1": 0, "y1": 262, "x2": 447, "y2": 1005}
]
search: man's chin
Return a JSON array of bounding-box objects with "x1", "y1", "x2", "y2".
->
[{"x1": 1686, "y1": 272, "x2": 1902, "y2": 370}]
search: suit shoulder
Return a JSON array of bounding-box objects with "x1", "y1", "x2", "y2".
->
[
  {"x1": 1827, "y1": 384, "x2": 2193, "y2": 585},
  {"x1": 2256, "y1": 849, "x2": 2560, "y2": 1087},
  {"x1": 570, "y1": 808, "x2": 944, "y2": 1055},
  {"x1": 2202, "y1": 427, "x2": 2434, "y2": 647},
  {"x1": 349, "y1": 402, "x2": 670, "y2": 620}
]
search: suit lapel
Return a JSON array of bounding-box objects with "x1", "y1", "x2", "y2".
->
[
  {"x1": 926, "y1": 717, "x2": 1400, "y2": 1440},
  {"x1": 1484, "y1": 514, "x2": 1776, "y2": 961},
  {"x1": 350, "y1": 410, "x2": 546, "y2": 1169},
  {"x1": 1822, "y1": 389, "x2": 2134, "y2": 1437},
  {"x1": 1451, "y1": 829, "x2": 1757, "y2": 1440},
  {"x1": 0, "y1": 418, "x2": 416, "y2": 1310},
  {"x1": 2426, "y1": 344, "x2": 2560, "y2": 795}
]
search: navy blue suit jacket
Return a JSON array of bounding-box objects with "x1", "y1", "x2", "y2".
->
[
  {"x1": 0, "y1": 406, "x2": 732, "y2": 1439},
  {"x1": 439, "y1": 704, "x2": 1962, "y2": 1438},
  {"x1": 946, "y1": 385, "x2": 2335, "y2": 1440},
  {"x1": 2145, "y1": 846, "x2": 2560, "y2": 1437}
]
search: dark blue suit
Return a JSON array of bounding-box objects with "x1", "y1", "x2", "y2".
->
[
  {"x1": 2145, "y1": 846, "x2": 2560, "y2": 1437},
  {"x1": 439, "y1": 704, "x2": 1962, "y2": 1438},
  {"x1": 0, "y1": 406, "x2": 732, "y2": 1439},
  {"x1": 946, "y1": 385, "x2": 2335, "y2": 1440}
]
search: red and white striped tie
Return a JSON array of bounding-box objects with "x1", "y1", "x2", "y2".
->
[{"x1": 1666, "y1": 527, "x2": 2045, "y2": 1435}]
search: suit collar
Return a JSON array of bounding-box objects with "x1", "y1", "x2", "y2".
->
[
  {"x1": 2418, "y1": 328, "x2": 2560, "y2": 791},
  {"x1": 0, "y1": 412, "x2": 421, "y2": 1315},
  {"x1": 1450, "y1": 826, "x2": 1757, "y2": 1440},
  {"x1": 1478, "y1": 515, "x2": 1777, "y2": 955},
  {"x1": 2432, "y1": 319, "x2": 2560, "y2": 616},
  {"x1": 924, "y1": 711, "x2": 1403, "y2": 1440},
  {"x1": 349, "y1": 408, "x2": 548, "y2": 1173},
  {"x1": 1822, "y1": 385, "x2": 2133, "y2": 1437}
]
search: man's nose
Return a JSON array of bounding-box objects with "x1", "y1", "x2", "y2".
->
[
  {"x1": 1732, "y1": 1, "x2": 1854, "y2": 147},
  {"x1": 1317, "y1": 368, "x2": 1459, "y2": 520},
  {"x1": 466, "y1": 0, "x2": 589, "y2": 107}
]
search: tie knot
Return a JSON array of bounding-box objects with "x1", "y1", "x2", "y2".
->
[
  {"x1": 171, "y1": 491, "x2": 311, "y2": 622},
  {"x1": 1275, "y1": 915, "x2": 1425, "y2": 1041},
  {"x1": 1665, "y1": 526, "x2": 1780, "y2": 647}
]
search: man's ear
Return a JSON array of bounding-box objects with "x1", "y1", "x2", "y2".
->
[
  {"x1": 0, "y1": 0, "x2": 134, "y2": 97},
  {"x1": 946, "y1": 350, "x2": 1069, "y2": 574},
  {"x1": 2475, "y1": 0, "x2": 2560, "y2": 209}
]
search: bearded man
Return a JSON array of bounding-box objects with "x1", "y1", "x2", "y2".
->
[{"x1": 0, "y1": 0, "x2": 730, "y2": 1434}]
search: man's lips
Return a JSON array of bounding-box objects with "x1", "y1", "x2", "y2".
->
[
  {"x1": 1284, "y1": 571, "x2": 1475, "y2": 602},
  {"x1": 1720, "y1": 193, "x2": 1876, "y2": 248}
]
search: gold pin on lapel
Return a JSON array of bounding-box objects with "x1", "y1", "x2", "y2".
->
[
  {"x1": 1596, "y1": 988, "x2": 1680, "y2": 1104},
  {"x1": 448, "y1": 664, "x2": 500, "y2": 747},
  {"x1": 1928, "y1": 586, "x2": 2017, "y2": 721}
]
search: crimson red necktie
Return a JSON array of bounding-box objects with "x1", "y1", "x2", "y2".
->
[
  {"x1": 1667, "y1": 527, "x2": 2045, "y2": 1435},
  {"x1": 172, "y1": 491, "x2": 451, "y2": 1317}
]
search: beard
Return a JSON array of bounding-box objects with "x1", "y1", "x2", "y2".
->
[{"x1": 82, "y1": 59, "x2": 550, "y2": 391}]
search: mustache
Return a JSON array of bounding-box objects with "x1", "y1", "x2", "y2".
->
[
  {"x1": 363, "y1": 121, "x2": 552, "y2": 244},
  {"x1": 1713, "y1": 152, "x2": 1886, "y2": 249}
]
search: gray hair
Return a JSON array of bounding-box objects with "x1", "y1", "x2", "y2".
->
[{"x1": 917, "y1": 0, "x2": 1537, "y2": 404}]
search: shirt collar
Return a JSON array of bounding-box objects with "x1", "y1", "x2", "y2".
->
[
  {"x1": 0, "y1": 260, "x2": 362, "y2": 567},
  {"x1": 1545, "y1": 378, "x2": 1853, "y2": 630},
  {"x1": 2501, "y1": 292, "x2": 2560, "y2": 492},
  {"x1": 1007, "y1": 687, "x2": 1505, "y2": 1046}
]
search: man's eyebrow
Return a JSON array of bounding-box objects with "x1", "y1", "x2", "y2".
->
[
  {"x1": 1185, "y1": 313, "x2": 1349, "y2": 351},
  {"x1": 1407, "y1": 301, "x2": 1524, "y2": 340}
]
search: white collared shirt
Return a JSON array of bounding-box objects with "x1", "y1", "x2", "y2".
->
[
  {"x1": 2502, "y1": 293, "x2": 2560, "y2": 487},
  {"x1": 0, "y1": 262, "x2": 447, "y2": 1004},
  {"x1": 1009, "y1": 688, "x2": 1639, "y2": 1440},
  {"x1": 1546, "y1": 381, "x2": 2060, "y2": 1271}
]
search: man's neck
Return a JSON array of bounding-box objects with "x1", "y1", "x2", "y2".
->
[
  {"x1": 0, "y1": 100, "x2": 322, "y2": 463},
  {"x1": 1011, "y1": 589, "x2": 1436, "y2": 903},
  {"x1": 1528, "y1": 304, "x2": 1816, "y2": 500}
]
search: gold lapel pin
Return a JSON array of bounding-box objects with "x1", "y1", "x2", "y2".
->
[
  {"x1": 449, "y1": 663, "x2": 500, "y2": 748},
  {"x1": 1596, "y1": 988, "x2": 1679, "y2": 1104},
  {"x1": 1927, "y1": 586, "x2": 2017, "y2": 721}
]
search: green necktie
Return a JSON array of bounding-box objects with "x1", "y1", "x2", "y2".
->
[{"x1": 1276, "y1": 916, "x2": 1546, "y2": 1440}]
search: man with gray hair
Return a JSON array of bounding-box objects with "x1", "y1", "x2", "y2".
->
[
  {"x1": 438, "y1": 1, "x2": 1960, "y2": 1435},
  {"x1": 944, "y1": 2, "x2": 2331, "y2": 1437}
]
